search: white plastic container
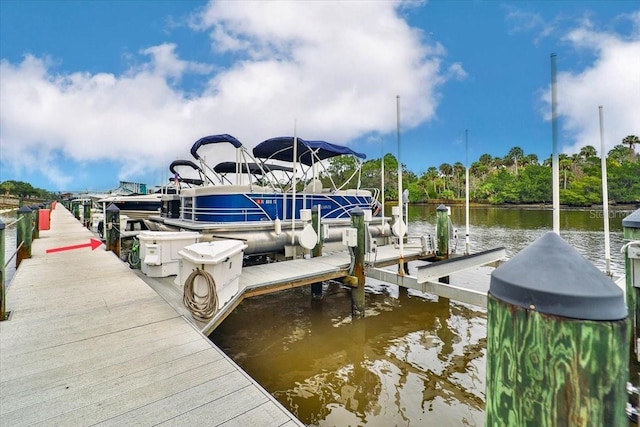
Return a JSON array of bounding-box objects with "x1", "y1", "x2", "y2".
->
[
  {"x1": 178, "y1": 240, "x2": 247, "y2": 310},
  {"x1": 139, "y1": 231, "x2": 202, "y2": 277}
]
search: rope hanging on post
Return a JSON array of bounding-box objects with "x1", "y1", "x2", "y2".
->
[{"x1": 183, "y1": 268, "x2": 218, "y2": 322}]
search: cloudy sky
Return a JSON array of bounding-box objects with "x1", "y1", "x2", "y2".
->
[{"x1": 1, "y1": 0, "x2": 638, "y2": 192}]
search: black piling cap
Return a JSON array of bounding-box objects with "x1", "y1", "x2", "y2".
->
[
  {"x1": 490, "y1": 231, "x2": 626, "y2": 321},
  {"x1": 622, "y1": 208, "x2": 640, "y2": 229},
  {"x1": 0, "y1": 220, "x2": 5, "y2": 230},
  {"x1": 17, "y1": 206, "x2": 32, "y2": 214},
  {"x1": 351, "y1": 207, "x2": 364, "y2": 217},
  {"x1": 436, "y1": 204, "x2": 448, "y2": 212},
  {"x1": 106, "y1": 203, "x2": 120, "y2": 212}
]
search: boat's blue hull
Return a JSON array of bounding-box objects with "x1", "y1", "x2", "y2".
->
[{"x1": 182, "y1": 192, "x2": 373, "y2": 223}]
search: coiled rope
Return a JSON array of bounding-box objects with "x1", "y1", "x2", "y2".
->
[{"x1": 183, "y1": 268, "x2": 218, "y2": 322}]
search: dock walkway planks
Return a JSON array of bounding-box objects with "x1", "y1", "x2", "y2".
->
[{"x1": 0, "y1": 205, "x2": 303, "y2": 427}]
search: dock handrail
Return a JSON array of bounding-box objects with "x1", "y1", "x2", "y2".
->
[{"x1": 2, "y1": 212, "x2": 33, "y2": 321}]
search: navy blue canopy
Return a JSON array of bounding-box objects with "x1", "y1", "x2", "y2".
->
[
  {"x1": 169, "y1": 160, "x2": 204, "y2": 186},
  {"x1": 253, "y1": 136, "x2": 366, "y2": 166},
  {"x1": 213, "y1": 162, "x2": 293, "y2": 175},
  {"x1": 169, "y1": 160, "x2": 202, "y2": 175},
  {"x1": 190, "y1": 134, "x2": 243, "y2": 160}
]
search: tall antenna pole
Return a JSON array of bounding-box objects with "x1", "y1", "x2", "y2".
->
[
  {"x1": 599, "y1": 106, "x2": 611, "y2": 276},
  {"x1": 381, "y1": 138, "x2": 385, "y2": 234},
  {"x1": 291, "y1": 120, "x2": 298, "y2": 246},
  {"x1": 465, "y1": 129, "x2": 470, "y2": 255},
  {"x1": 396, "y1": 95, "x2": 404, "y2": 274},
  {"x1": 551, "y1": 53, "x2": 560, "y2": 234}
]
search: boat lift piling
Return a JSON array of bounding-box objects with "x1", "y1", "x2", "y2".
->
[
  {"x1": 310, "y1": 205, "x2": 323, "y2": 299},
  {"x1": 622, "y1": 209, "x2": 640, "y2": 361},
  {"x1": 350, "y1": 208, "x2": 366, "y2": 317}
]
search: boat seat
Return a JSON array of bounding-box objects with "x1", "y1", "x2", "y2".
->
[{"x1": 304, "y1": 179, "x2": 323, "y2": 193}]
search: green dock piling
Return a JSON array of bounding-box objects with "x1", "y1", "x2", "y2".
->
[
  {"x1": 31, "y1": 205, "x2": 40, "y2": 240},
  {"x1": 16, "y1": 206, "x2": 33, "y2": 268},
  {"x1": 105, "y1": 204, "x2": 121, "y2": 257},
  {"x1": 436, "y1": 204, "x2": 449, "y2": 258},
  {"x1": 83, "y1": 201, "x2": 92, "y2": 229},
  {"x1": 350, "y1": 208, "x2": 365, "y2": 317},
  {"x1": 486, "y1": 231, "x2": 628, "y2": 426},
  {"x1": 73, "y1": 201, "x2": 80, "y2": 220}
]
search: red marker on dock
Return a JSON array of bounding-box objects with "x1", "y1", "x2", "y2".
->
[{"x1": 46, "y1": 238, "x2": 102, "y2": 254}]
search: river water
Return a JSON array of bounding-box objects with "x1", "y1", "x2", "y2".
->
[{"x1": 210, "y1": 205, "x2": 635, "y2": 427}]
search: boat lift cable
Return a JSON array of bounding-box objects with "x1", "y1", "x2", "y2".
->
[{"x1": 183, "y1": 268, "x2": 219, "y2": 322}]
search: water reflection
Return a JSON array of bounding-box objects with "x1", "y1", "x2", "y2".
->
[{"x1": 212, "y1": 278, "x2": 487, "y2": 426}]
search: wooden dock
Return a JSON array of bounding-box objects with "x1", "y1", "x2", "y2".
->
[
  {"x1": 0, "y1": 205, "x2": 304, "y2": 426},
  {"x1": 138, "y1": 231, "x2": 501, "y2": 336},
  {"x1": 137, "y1": 237, "x2": 433, "y2": 335}
]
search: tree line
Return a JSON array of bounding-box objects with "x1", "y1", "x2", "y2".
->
[
  {"x1": 1, "y1": 180, "x2": 58, "y2": 201},
  {"x1": 323, "y1": 135, "x2": 640, "y2": 206}
]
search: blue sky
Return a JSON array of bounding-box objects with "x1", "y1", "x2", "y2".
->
[{"x1": 1, "y1": 0, "x2": 638, "y2": 192}]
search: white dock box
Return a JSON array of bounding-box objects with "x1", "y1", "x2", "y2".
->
[
  {"x1": 178, "y1": 240, "x2": 247, "y2": 310},
  {"x1": 139, "y1": 231, "x2": 202, "y2": 277}
]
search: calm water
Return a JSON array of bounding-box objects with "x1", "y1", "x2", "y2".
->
[{"x1": 210, "y1": 205, "x2": 635, "y2": 427}]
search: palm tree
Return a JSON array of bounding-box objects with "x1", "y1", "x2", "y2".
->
[
  {"x1": 622, "y1": 135, "x2": 639, "y2": 161},
  {"x1": 559, "y1": 154, "x2": 572, "y2": 189},
  {"x1": 579, "y1": 145, "x2": 597, "y2": 160},
  {"x1": 506, "y1": 146, "x2": 525, "y2": 176},
  {"x1": 453, "y1": 162, "x2": 465, "y2": 198},
  {"x1": 622, "y1": 135, "x2": 639, "y2": 151},
  {"x1": 439, "y1": 163, "x2": 453, "y2": 191},
  {"x1": 608, "y1": 144, "x2": 633, "y2": 165},
  {"x1": 478, "y1": 153, "x2": 493, "y2": 167}
]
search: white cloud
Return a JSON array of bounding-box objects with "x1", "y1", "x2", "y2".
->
[
  {"x1": 551, "y1": 13, "x2": 640, "y2": 156},
  {"x1": 0, "y1": 0, "x2": 459, "y2": 190}
]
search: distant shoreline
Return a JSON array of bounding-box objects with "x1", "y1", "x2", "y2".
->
[{"x1": 407, "y1": 201, "x2": 639, "y2": 211}]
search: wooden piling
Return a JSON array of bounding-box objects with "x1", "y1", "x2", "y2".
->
[
  {"x1": 105, "y1": 203, "x2": 120, "y2": 257},
  {"x1": 486, "y1": 231, "x2": 628, "y2": 426},
  {"x1": 436, "y1": 204, "x2": 449, "y2": 258},
  {"x1": 31, "y1": 204, "x2": 40, "y2": 240},
  {"x1": 16, "y1": 206, "x2": 33, "y2": 268},
  {"x1": 73, "y1": 201, "x2": 80, "y2": 220},
  {"x1": 622, "y1": 208, "x2": 640, "y2": 360},
  {"x1": 350, "y1": 207, "x2": 365, "y2": 317},
  {"x1": 83, "y1": 200, "x2": 92, "y2": 229},
  {"x1": 0, "y1": 220, "x2": 5, "y2": 320},
  {"x1": 310, "y1": 205, "x2": 323, "y2": 299}
]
